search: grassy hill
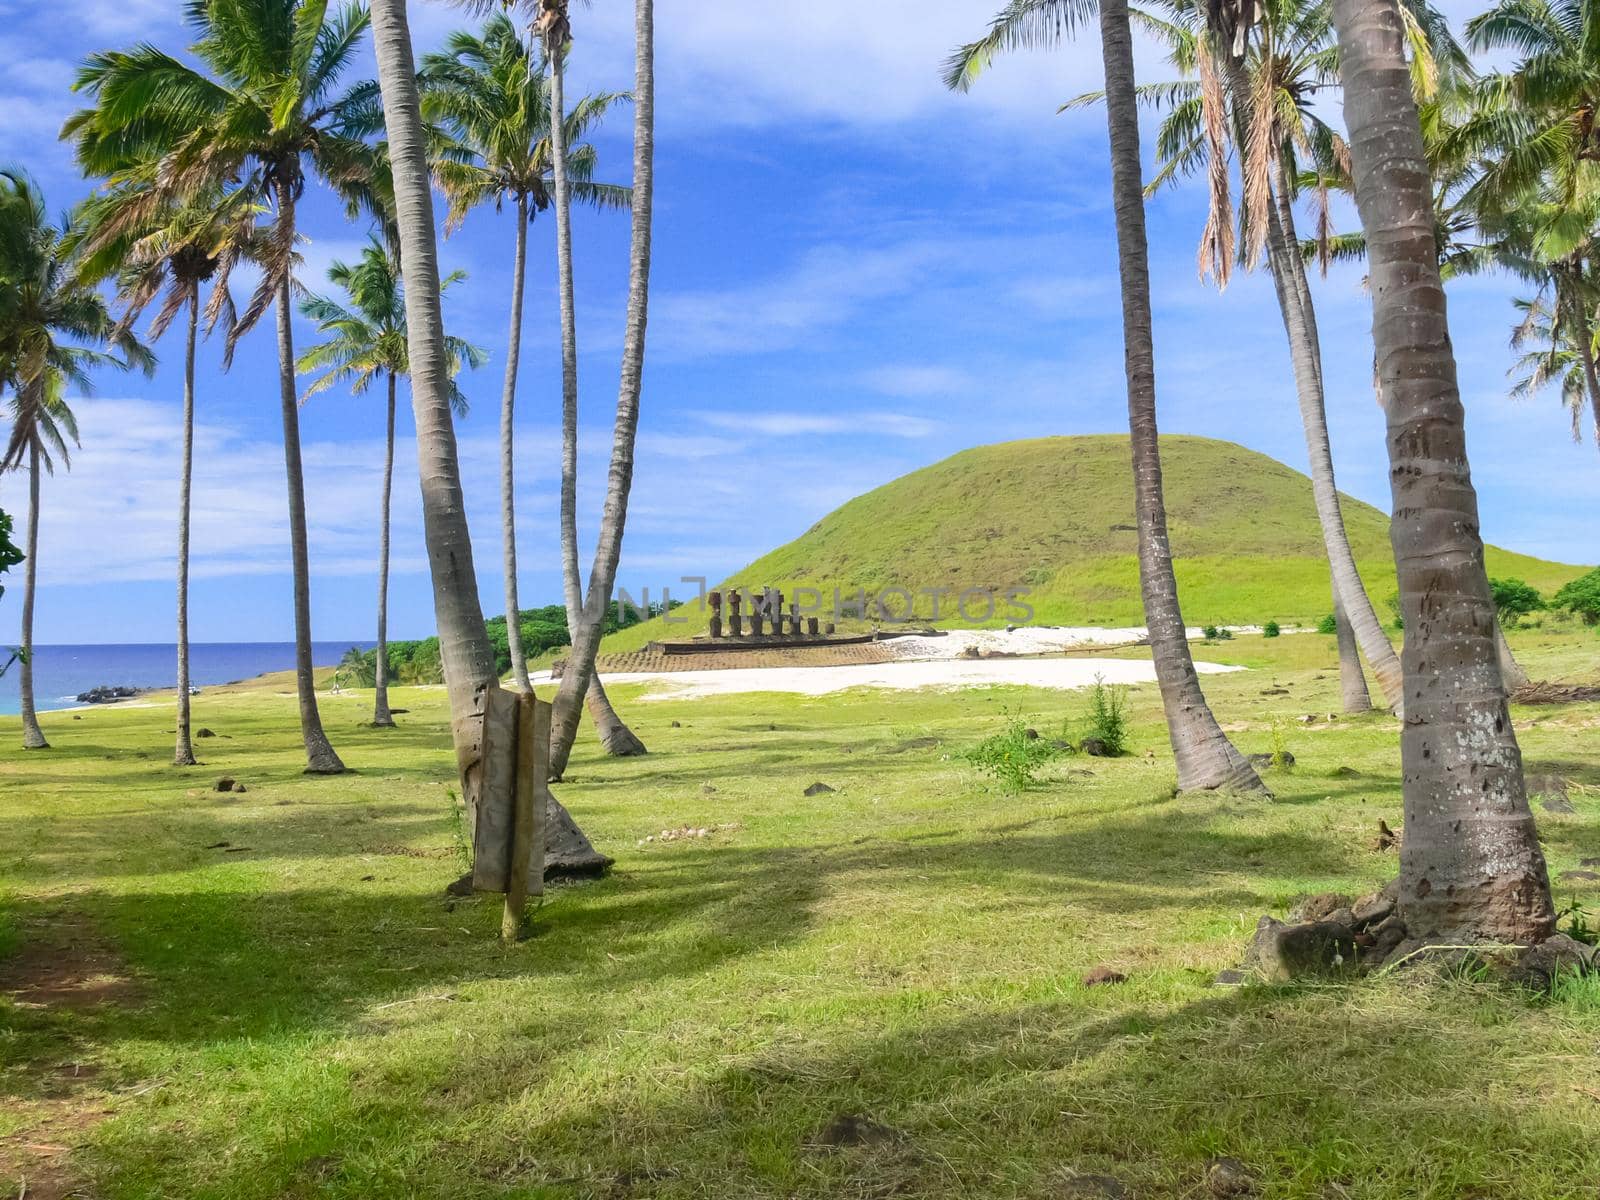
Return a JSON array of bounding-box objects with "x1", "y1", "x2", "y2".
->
[{"x1": 605, "y1": 435, "x2": 1584, "y2": 650}]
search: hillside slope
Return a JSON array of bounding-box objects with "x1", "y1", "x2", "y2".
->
[{"x1": 606, "y1": 435, "x2": 1582, "y2": 649}]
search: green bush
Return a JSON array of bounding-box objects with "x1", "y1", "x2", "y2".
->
[
  {"x1": 1384, "y1": 591, "x2": 1404, "y2": 631},
  {"x1": 964, "y1": 718, "x2": 1067, "y2": 793},
  {"x1": 1555, "y1": 568, "x2": 1600, "y2": 627},
  {"x1": 1263, "y1": 620, "x2": 1280, "y2": 638},
  {"x1": 1316, "y1": 613, "x2": 1338, "y2": 635},
  {"x1": 1202, "y1": 625, "x2": 1219, "y2": 641},
  {"x1": 1490, "y1": 577, "x2": 1544, "y2": 625},
  {"x1": 1081, "y1": 676, "x2": 1129, "y2": 756}
]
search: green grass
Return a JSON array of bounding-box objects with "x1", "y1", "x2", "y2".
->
[
  {"x1": 4, "y1": 628, "x2": 1600, "y2": 1198},
  {"x1": 602, "y1": 436, "x2": 1586, "y2": 652}
]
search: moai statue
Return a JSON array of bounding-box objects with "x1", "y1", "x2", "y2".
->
[
  {"x1": 790, "y1": 602, "x2": 802, "y2": 638},
  {"x1": 708, "y1": 590, "x2": 723, "y2": 639},
  {"x1": 806, "y1": 615, "x2": 819, "y2": 636},
  {"x1": 729, "y1": 588, "x2": 744, "y2": 637},
  {"x1": 824, "y1": 621, "x2": 836, "y2": 635},
  {"x1": 769, "y1": 588, "x2": 785, "y2": 634},
  {"x1": 749, "y1": 603, "x2": 764, "y2": 637}
]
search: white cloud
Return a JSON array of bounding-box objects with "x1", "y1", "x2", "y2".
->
[
  {"x1": 693, "y1": 410, "x2": 938, "y2": 439},
  {"x1": 860, "y1": 365, "x2": 976, "y2": 398}
]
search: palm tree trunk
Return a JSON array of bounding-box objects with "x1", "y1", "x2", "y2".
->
[
  {"x1": 1332, "y1": 0, "x2": 1553, "y2": 942},
  {"x1": 501, "y1": 196, "x2": 531, "y2": 691},
  {"x1": 1493, "y1": 615, "x2": 1529, "y2": 691},
  {"x1": 548, "y1": 33, "x2": 647, "y2": 761},
  {"x1": 373, "y1": 371, "x2": 397, "y2": 727},
  {"x1": 273, "y1": 180, "x2": 344, "y2": 775},
  {"x1": 1333, "y1": 579, "x2": 1372, "y2": 713},
  {"x1": 1566, "y1": 262, "x2": 1600, "y2": 448},
  {"x1": 1238, "y1": 75, "x2": 1404, "y2": 713},
  {"x1": 547, "y1": 0, "x2": 655, "y2": 781},
  {"x1": 369, "y1": 0, "x2": 607, "y2": 874},
  {"x1": 174, "y1": 296, "x2": 199, "y2": 764},
  {"x1": 1100, "y1": 0, "x2": 1262, "y2": 793},
  {"x1": 19, "y1": 438, "x2": 46, "y2": 750}
]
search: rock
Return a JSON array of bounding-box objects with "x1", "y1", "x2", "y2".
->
[
  {"x1": 814, "y1": 1114, "x2": 907, "y2": 1150},
  {"x1": 75, "y1": 684, "x2": 142, "y2": 704},
  {"x1": 1059, "y1": 1173, "x2": 1127, "y2": 1198},
  {"x1": 1542, "y1": 795, "x2": 1577, "y2": 815},
  {"x1": 1081, "y1": 966, "x2": 1127, "y2": 987},
  {"x1": 1364, "y1": 914, "x2": 1408, "y2": 965},
  {"x1": 1024, "y1": 728, "x2": 1040, "y2": 740},
  {"x1": 1080, "y1": 738, "x2": 1111, "y2": 758},
  {"x1": 1582, "y1": 857, "x2": 1600, "y2": 868},
  {"x1": 702, "y1": 783, "x2": 718, "y2": 794},
  {"x1": 1205, "y1": 1156, "x2": 1256, "y2": 1197},
  {"x1": 1286, "y1": 892, "x2": 1353, "y2": 924},
  {"x1": 1559, "y1": 869, "x2": 1600, "y2": 882},
  {"x1": 1507, "y1": 933, "x2": 1596, "y2": 987},
  {"x1": 232, "y1": 784, "x2": 247, "y2": 794},
  {"x1": 1050, "y1": 738, "x2": 1074, "y2": 752},
  {"x1": 72, "y1": 714, "x2": 82, "y2": 720},
  {"x1": 1245, "y1": 916, "x2": 1358, "y2": 981},
  {"x1": 1325, "y1": 906, "x2": 1357, "y2": 930},
  {"x1": 1247, "y1": 751, "x2": 1295, "y2": 768},
  {"x1": 444, "y1": 872, "x2": 474, "y2": 897},
  {"x1": 804, "y1": 782, "x2": 836, "y2": 797},
  {"x1": 196, "y1": 728, "x2": 216, "y2": 738},
  {"x1": 214, "y1": 777, "x2": 236, "y2": 793},
  {"x1": 1330, "y1": 765, "x2": 1359, "y2": 778},
  {"x1": 1214, "y1": 969, "x2": 1248, "y2": 986},
  {"x1": 670, "y1": 720, "x2": 681, "y2": 728},
  {"x1": 1005, "y1": 624, "x2": 1017, "y2": 634},
  {"x1": 1351, "y1": 889, "x2": 1396, "y2": 928},
  {"x1": 1259, "y1": 687, "x2": 1289, "y2": 696},
  {"x1": 1296, "y1": 714, "x2": 1318, "y2": 724}
]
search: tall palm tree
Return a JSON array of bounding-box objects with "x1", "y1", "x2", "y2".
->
[
  {"x1": 297, "y1": 237, "x2": 485, "y2": 727},
  {"x1": 73, "y1": 181, "x2": 259, "y2": 766},
  {"x1": 367, "y1": 0, "x2": 611, "y2": 872},
  {"x1": 949, "y1": 1, "x2": 1264, "y2": 792},
  {"x1": 420, "y1": 15, "x2": 629, "y2": 696},
  {"x1": 1331, "y1": 0, "x2": 1554, "y2": 942},
  {"x1": 66, "y1": 0, "x2": 382, "y2": 775},
  {"x1": 0, "y1": 171, "x2": 154, "y2": 749}
]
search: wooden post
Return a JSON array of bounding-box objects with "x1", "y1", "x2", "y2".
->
[{"x1": 501, "y1": 692, "x2": 549, "y2": 940}]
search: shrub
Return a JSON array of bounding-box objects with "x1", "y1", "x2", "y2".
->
[
  {"x1": 1555, "y1": 568, "x2": 1600, "y2": 626},
  {"x1": 1384, "y1": 591, "x2": 1404, "y2": 631},
  {"x1": 1201, "y1": 625, "x2": 1219, "y2": 641},
  {"x1": 1490, "y1": 577, "x2": 1544, "y2": 625},
  {"x1": 1081, "y1": 676, "x2": 1129, "y2": 756},
  {"x1": 1316, "y1": 613, "x2": 1338, "y2": 635},
  {"x1": 964, "y1": 718, "x2": 1066, "y2": 792},
  {"x1": 1263, "y1": 620, "x2": 1281, "y2": 638}
]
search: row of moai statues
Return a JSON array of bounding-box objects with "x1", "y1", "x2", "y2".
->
[{"x1": 708, "y1": 588, "x2": 833, "y2": 638}]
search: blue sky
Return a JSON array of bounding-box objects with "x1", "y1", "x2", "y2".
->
[{"x1": 1, "y1": 0, "x2": 1593, "y2": 645}]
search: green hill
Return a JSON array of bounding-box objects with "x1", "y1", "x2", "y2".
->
[{"x1": 605, "y1": 435, "x2": 1584, "y2": 649}]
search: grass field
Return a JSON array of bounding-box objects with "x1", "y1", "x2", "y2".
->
[{"x1": 4, "y1": 626, "x2": 1600, "y2": 1198}]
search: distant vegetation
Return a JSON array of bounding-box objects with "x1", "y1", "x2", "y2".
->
[{"x1": 1556, "y1": 568, "x2": 1600, "y2": 626}]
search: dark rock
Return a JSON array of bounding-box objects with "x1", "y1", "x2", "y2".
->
[
  {"x1": 1246, "y1": 916, "x2": 1358, "y2": 981},
  {"x1": 1325, "y1": 906, "x2": 1357, "y2": 930},
  {"x1": 1024, "y1": 727, "x2": 1040, "y2": 740},
  {"x1": 196, "y1": 728, "x2": 216, "y2": 738},
  {"x1": 1081, "y1": 966, "x2": 1127, "y2": 987},
  {"x1": 814, "y1": 1114, "x2": 907, "y2": 1150},
  {"x1": 1259, "y1": 687, "x2": 1289, "y2": 696},
  {"x1": 1330, "y1": 765, "x2": 1359, "y2": 778},
  {"x1": 360, "y1": 874, "x2": 375, "y2": 882},
  {"x1": 1559, "y1": 869, "x2": 1600, "y2": 882},
  {"x1": 1350, "y1": 889, "x2": 1395, "y2": 928},
  {"x1": 1214, "y1": 969, "x2": 1248, "y2": 986},
  {"x1": 203, "y1": 841, "x2": 230, "y2": 850},
  {"x1": 1582, "y1": 857, "x2": 1600, "y2": 868},
  {"x1": 1247, "y1": 751, "x2": 1295, "y2": 768},
  {"x1": 1506, "y1": 933, "x2": 1596, "y2": 987},
  {"x1": 232, "y1": 784, "x2": 247, "y2": 794},
  {"x1": 1205, "y1": 1156, "x2": 1256, "y2": 1197},
  {"x1": 1080, "y1": 738, "x2": 1111, "y2": 757},
  {"x1": 445, "y1": 872, "x2": 474, "y2": 897},
  {"x1": 804, "y1": 782, "x2": 836, "y2": 797},
  {"x1": 702, "y1": 783, "x2": 718, "y2": 794},
  {"x1": 1059, "y1": 1173, "x2": 1127, "y2": 1198},
  {"x1": 670, "y1": 720, "x2": 681, "y2": 728},
  {"x1": 72, "y1": 715, "x2": 82, "y2": 720},
  {"x1": 75, "y1": 684, "x2": 142, "y2": 704},
  {"x1": 1543, "y1": 795, "x2": 1578, "y2": 815},
  {"x1": 1286, "y1": 892, "x2": 1353, "y2": 924},
  {"x1": 214, "y1": 777, "x2": 236, "y2": 793}
]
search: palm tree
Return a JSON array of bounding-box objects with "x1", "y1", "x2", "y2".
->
[
  {"x1": 66, "y1": 0, "x2": 382, "y2": 775},
  {"x1": 73, "y1": 181, "x2": 259, "y2": 766},
  {"x1": 1330, "y1": 0, "x2": 1554, "y2": 942},
  {"x1": 367, "y1": 0, "x2": 611, "y2": 872},
  {"x1": 297, "y1": 237, "x2": 485, "y2": 727},
  {"x1": 420, "y1": 15, "x2": 629, "y2": 697},
  {"x1": 0, "y1": 171, "x2": 154, "y2": 749},
  {"x1": 948, "y1": 1, "x2": 1264, "y2": 792}
]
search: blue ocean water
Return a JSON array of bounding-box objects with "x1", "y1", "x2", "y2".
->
[{"x1": 0, "y1": 641, "x2": 375, "y2": 715}]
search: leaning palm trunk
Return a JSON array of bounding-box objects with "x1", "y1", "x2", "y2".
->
[
  {"x1": 174, "y1": 297, "x2": 199, "y2": 764},
  {"x1": 1332, "y1": 0, "x2": 1553, "y2": 942},
  {"x1": 1100, "y1": 0, "x2": 1263, "y2": 792},
  {"x1": 500, "y1": 196, "x2": 532, "y2": 692},
  {"x1": 1493, "y1": 617, "x2": 1529, "y2": 691},
  {"x1": 373, "y1": 372, "x2": 397, "y2": 727},
  {"x1": 547, "y1": 35, "x2": 647, "y2": 761},
  {"x1": 1227, "y1": 54, "x2": 1404, "y2": 712},
  {"x1": 546, "y1": 0, "x2": 655, "y2": 780},
  {"x1": 1333, "y1": 581, "x2": 1372, "y2": 713},
  {"x1": 19, "y1": 439, "x2": 47, "y2": 750},
  {"x1": 369, "y1": 0, "x2": 606, "y2": 873},
  {"x1": 272, "y1": 183, "x2": 344, "y2": 775}
]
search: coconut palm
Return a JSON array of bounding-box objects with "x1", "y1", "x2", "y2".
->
[
  {"x1": 1330, "y1": 0, "x2": 1554, "y2": 942},
  {"x1": 420, "y1": 14, "x2": 629, "y2": 699},
  {"x1": 366, "y1": 0, "x2": 611, "y2": 873},
  {"x1": 0, "y1": 171, "x2": 154, "y2": 749},
  {"x1": 297, "y1": 237, "x2": 485, "y2": 727},
  {"x1": 66, "y1": 0, "x2": 383, "y2": 775},
  {"x1": 73, "y1": 180, "x2": 260, "y2": 766},
  {"x1": 948, "y1": 0, "x2": 1264, "y2": 791}
]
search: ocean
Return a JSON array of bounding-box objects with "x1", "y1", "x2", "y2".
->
[{"x1": 0, "y1": 641, "x2": 376, "y2": 715}]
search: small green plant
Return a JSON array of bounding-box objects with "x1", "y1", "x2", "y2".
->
[
  {"x1": 1201, "y1": 625, "x2": 1219, "y2": 641},
  {"x1": 964, "y1": 717, "x2": 1065, "y2": 792},
  {"x1": 1316, "y1": 612, "x2": 1338, "y2": 635},
  {"x1": 1269, "y1": 722, "x2": 1293, "y2": 770},
  {"x1": 1081, "y1": 676, "x2": 1129, "y2": 756},
  {"x1": 445, "y1": 787, "x2": 472, "y2": 873},
  {"x1": 1385, "y1": 591, "x2": 1405, "y2": 631},
  {"x1": 1559, "y1": 899, "x2": 1597, "y2": 947},
  {"x1": 1263, "y1": 620, "x2": 1281, "y2": 638}
]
